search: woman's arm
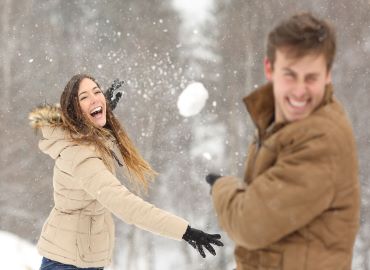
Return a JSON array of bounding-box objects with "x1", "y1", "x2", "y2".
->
[
  {"x1": 70, "y1": 145, "x2": 188, "y2": 240},
  {"x1": 67, "y1": 145, "x2": 223, "y2": 257}
]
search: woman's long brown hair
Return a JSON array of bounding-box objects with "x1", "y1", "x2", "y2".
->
[{"x1": 60, "y1": 74, "x2": 156, "y2": 192}]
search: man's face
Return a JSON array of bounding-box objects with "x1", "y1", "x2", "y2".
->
[{"x1": 264, "y1": 49, "x2": 332, "y2": 123}]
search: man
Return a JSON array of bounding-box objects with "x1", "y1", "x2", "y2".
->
[{"x1": 206, "y1": 13, "x2": 360, "y2": 270}]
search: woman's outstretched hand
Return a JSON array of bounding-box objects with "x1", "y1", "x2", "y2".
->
[
  {"x1": 182, "y1": 226, "x2": 224, "y2": 258},
  {"x1": 105, "y1": 79, "x2": 124, "y2": 110}
]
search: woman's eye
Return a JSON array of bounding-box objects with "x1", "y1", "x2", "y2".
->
[{"x1": 80, "y1": 96, "x2": 87, "y2": 101}]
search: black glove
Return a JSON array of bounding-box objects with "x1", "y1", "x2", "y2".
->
[
  {"x1": 105, "y1": 79, "x2": 124, "y2": 110},
  {"x1": 205, "y1": 173, "x2": 222, "y2": 187},
  {"x1": 182, "y1": 225, "x2": 224, "y2": 258}
]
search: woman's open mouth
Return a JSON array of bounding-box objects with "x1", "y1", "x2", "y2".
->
[{"x1": 90, "y1": 106, "x2": 103, "y2": 118}]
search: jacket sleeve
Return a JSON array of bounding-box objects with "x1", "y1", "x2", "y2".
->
[
  {"x1": 211, "y1": 132, "x2": 336, "y2": 250},
  {"x1": 70, "y1": 145, "x2": 189, "y2": 241}
]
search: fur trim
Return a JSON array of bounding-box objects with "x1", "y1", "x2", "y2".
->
[{"x1": 29, "y1": 104, "x2": 62, "y2": 129}]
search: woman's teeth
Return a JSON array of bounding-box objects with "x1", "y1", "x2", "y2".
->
[{"x1": 90, "y1": 106, "x2": 102, "y2": 116}]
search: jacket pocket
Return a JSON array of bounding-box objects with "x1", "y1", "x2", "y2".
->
[
  {"x1": 77, "y1": 231, "x2": 110, "y2": 263},
  {"x1": 235, "y1": 247, "x2": 282, "y2": 270}
]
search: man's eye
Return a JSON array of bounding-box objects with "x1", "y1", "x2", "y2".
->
[
  {"x1": 307, "y1": 77, "x2": 317, "y2": 83},
  {"x1": 284, "y1": 73, "x2": 294, "y2": 78}
]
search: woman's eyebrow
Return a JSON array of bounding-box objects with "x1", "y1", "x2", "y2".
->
[{"x1": 78, "y1": 86, "x2": 99, "y2": 97}]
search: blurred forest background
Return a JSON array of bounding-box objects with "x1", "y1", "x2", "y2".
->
[{"x1": 1, "y1": 0, "x2": 370, "y2": 269}]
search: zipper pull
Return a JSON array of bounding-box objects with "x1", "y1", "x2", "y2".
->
[{"x1": 110, "y1": 149, "x2": 123, "y2": 167}]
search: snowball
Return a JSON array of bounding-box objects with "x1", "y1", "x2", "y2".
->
[
  {"x1": 177, "y1": 82, "x2": 209, "y2": 117},
  {"x1": 202, "y1": 152, "x2": 212, "y2": 160}
]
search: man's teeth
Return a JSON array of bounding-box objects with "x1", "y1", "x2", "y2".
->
[{"x1": 289, "y1": 99, "x2": 307, "y2": 108}]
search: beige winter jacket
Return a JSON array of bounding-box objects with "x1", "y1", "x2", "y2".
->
[
  {"x1": 29, "y1": 105, "x2": 189, "y2": 268},
  {"x1": 212, "y1": 83, "x2": 360, "y2": 270}
]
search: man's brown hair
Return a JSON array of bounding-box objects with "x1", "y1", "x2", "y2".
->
[{"x1": 267, "y1": 12, "x2": 336, "y2": 71}]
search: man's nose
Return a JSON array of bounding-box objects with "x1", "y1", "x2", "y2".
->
[{"x1": 292, "y1": 81, "x2": 308, "y2": 99}]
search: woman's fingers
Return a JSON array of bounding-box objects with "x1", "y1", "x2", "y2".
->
[
  {"x1": 208, "y1": 234, "x2": 224, "y2": 246},
  {"x1": 204, "y1": 243, "x2": 216, "y2": 256},
  {"x1": 196, "y1": 243, "x2": 206, "y2": 258},
  {"x1": 210, "y1": 233, "x2": 221, "y2": 239},
  {"x1": 188, "y1": 240, "x2": 197, "y2": 249}
]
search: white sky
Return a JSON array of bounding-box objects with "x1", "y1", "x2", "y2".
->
[{"x1": 172, "y1": 0, "x2": 215, "y2": 27}]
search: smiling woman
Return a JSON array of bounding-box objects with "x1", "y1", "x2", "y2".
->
[
  {"x1": 78, "y1": 78, "x2": 107, "y2": 127},
  {"x1": 29, "y1": 74, "x2": 223, "y2": 270}
]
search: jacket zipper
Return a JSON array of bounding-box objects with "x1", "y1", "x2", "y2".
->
[
  {"x1": 110, "y1": 149, "x2": 123, "y2": 167},
  {"x1": 248, "y1": 121, "x2": 277, "y2": 181},
  {"x1": 249, "y1": 133, "x2": 262, "y2": 180},
  {"x1": 88, "y1": 217, "x2": 92, "y2": 251}
]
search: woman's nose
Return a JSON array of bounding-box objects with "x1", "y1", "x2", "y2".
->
[{"x1": 89, "y1": 94, "x2": 99, "y2": 104}]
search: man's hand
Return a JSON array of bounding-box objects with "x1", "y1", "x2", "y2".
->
[
  {"x1": 205, "y1": 173, "x2": 222, "y2": 187},
  {"x1": 182, "y1": 226, "x2": 224, "y2": 258}
]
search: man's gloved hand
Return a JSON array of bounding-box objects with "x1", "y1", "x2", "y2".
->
[
  {"x1": 182, "y1": 225, "x2": 224, "y2": 258},
  {"x1": 105, "y1": 79, "x2": 124, "y2": 110},
  {"x1": 205, "y1": 173, "x2": 222, "y2": 187}
]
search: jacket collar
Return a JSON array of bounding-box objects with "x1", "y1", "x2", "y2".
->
[
  {"x1": 243, "y1": 82, "x2": 334, "y2": 135},
  {"x1": 29, "y1": 104, "x2": 116, "y2": 160}
]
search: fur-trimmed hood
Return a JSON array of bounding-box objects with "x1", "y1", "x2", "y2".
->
[
  {"x1": 29, "y1": 104, "x2": 62, "y2": 129},
  {"x1": 29, "y1": 104, "x2": 74, "y2": 159}
]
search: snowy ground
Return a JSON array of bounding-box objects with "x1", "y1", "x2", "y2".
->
[
  {"x1": 1, "y1": 229, "x2": 363, "y2": 269},
  {"x1": 0, "y1": 230, "x2": 42, "y2": 270},
  {"x1": 0, "y1": 230, "x2": 114, "y2": 270}
]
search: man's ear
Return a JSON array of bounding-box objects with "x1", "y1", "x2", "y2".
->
[{"x1": 264, "y1": 57, "x2": 273, "y2": 81}]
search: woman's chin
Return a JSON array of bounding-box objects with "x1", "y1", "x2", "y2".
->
[
  {"x1": 97, "y1": 120, "x2": 107, "y2": 127},
  {"x1": 90, "y1": 117, "x2": 106, "y2": 128}
]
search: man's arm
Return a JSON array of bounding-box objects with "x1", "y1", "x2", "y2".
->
[{"x1": 211, "y1": 132, "x2": 335, "y2": 250}]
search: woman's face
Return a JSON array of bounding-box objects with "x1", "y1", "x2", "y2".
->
[{"x1": 78, "y1": 78, "x2": 107, "y2": 127}]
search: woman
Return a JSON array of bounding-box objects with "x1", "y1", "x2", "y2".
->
[{"x1": 29, "y1": 74, "x2": 223, "y2": 270}]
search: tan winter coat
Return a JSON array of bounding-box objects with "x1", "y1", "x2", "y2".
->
[
  {"x1": 212, "y1": 83, "x2": 360, "y2": 270},
  {"x1": 29, "y1": 105, "x2": 188, "y2": 268}
]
